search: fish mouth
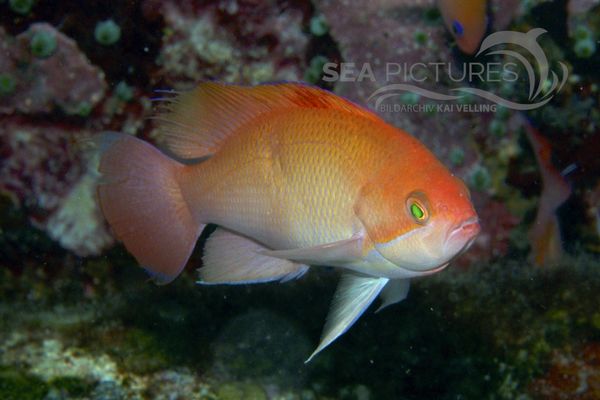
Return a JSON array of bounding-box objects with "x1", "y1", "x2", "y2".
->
[
  {"x1": 373, "y1": 216, "x2": 480, "y2": 276},
  {"x1": 451, "y1": 216, "x2": 481, "y2": 238},
  {"x1": 403, "y1": 217, "x2": 480, "y2": 274},
  {"x1": 444, "y1": 216, "x2": 480, "y2": 255}
]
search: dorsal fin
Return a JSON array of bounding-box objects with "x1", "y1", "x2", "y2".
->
[{"x1": 155, "y1": 82, "x2": 380, "y2": 159}]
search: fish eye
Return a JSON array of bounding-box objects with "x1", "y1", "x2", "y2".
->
[
  {"x1": 452, "y1": 20, "x2": 464, "y2": 37},
  {"x1": 406, "y1": 193, "x2": 429, "y2": 224}
]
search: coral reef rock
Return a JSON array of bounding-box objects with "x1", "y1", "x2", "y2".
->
[
  {"x1": 154, "y1": 0, "x2": 309, "y2": 88},
  {"x1": 0, "y1": 118, "x2": 113, "y2": 256},
  {"x1": 0, "y1": 23, "x2": 106, "y2": 115}
]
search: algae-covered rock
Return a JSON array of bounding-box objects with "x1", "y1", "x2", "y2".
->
[
  {"x1": 210, "y1": 309, "x2": 312, "y2": 388},
  {"x1": 0, "y1": 367, "x2": 48, "y2": 400},
  {"x1": 1, "y1": 251, "x2": 600, "y2": 399},
  {"x1": 216, "y1": 382, "x2": 267, "y2": 400}
]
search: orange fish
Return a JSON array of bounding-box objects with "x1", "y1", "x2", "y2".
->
[
  {"x1": 97, "y1": 82, "x2": 480, "y2": 361},
  {"x1": 524, "y1": 122, "x2": 571, "y2": 266},
  {"x1": 438, "y1": 0, "x2": 488, "y2": 54}
]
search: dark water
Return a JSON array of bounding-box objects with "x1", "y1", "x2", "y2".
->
[{"x1": 1, "y1": 1, "x2": 600, "y2": 399}]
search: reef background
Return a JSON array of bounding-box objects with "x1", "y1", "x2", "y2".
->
[{"x1": 1, "y1": 0, "x2": 600, "y2": 399}]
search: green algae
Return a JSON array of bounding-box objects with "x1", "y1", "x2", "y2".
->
[
  {"x1": 30, "y1": 31, "x2": 57, "y2": 59},
  {"x1": 73, "y1": 101, "x2": 92, "y2": 117},
  {"x1": 448, "y1": 146, "x2": 465, "y2": 167},
  {"x1": 574, "y1": 25, "x2": 593, "y2": 41},
  {"x1": 400, "y1": 92, "x2": 420, "y2": 105},
  {"x1": 0, "y1": 73, "x2": 16, "y2": 96},
  {"x1": 0, "y1": 367, "x2": 48, "y2": 400},
  {"x1": 114, "y1": 81, "x2": 134, "y2": 102},
  {"x1": 495, "y1": 105, "x2": 511, "y2": 121},
  {"x1": 468, "y1": 164, "x2": 492, "y2": 192},
  {"x1": 0, "y1": 367, "x2": 96, "y2": 399},
  {"x1": 304, "y1": 55, "x2": 329, "y2": 84},
  {"x1": 48, "y1": 376, "x2": 95, "y2": 397},
  {"x1": 591, "y1": 313, "x2": 600, "y2": 330},
  {"x1": 94, "y1": 20, "x2": 121, "y2": 46},
  {"x1": 413, "y1": 30, "x2": 428, "y2": 45},
  {"x1": 9, "y1": 0, "x2": 34, "y2": 15},
  {"x1": 422, "y1": 7, "x2": 441, "y2": 24},
  {"x1": 108, "y1": 328, "x2": 170, "y2": 374},
  {"x1": 490, "y1": 118, "x2": 507, "y2": 137},
  {"x1": 309, "y1": 14, "x2": 329, "y2": 37},
  {"x1": 574, "y1": 37, "x2": 596, "y2": 58},
  {"x1": 216, "y1": 382, "x2": 267, "y2": 400},
  {"x1": 457, "y1": 92, "x2": 475, "y2": 105}
]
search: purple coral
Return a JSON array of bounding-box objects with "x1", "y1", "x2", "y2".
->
[
  {"x1": 0, "y1": 23, "x2": 106, "y2": 115},
  {"x1": 0, "y1": 24, "x2": 117, "y2": 257},
  {"x1": 0, "y1": 119, "x2": 114, "y2": 256}
]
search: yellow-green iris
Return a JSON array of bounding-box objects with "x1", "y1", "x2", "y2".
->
[
  {"x1": 406, "y1": 192, "x2": 429, "y2": 224},
  {"x1": 410, "y1": 202, "x2": 425, "y2": 221}
]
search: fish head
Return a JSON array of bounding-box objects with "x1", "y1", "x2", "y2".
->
[
  {"x1": 357, "y1": 167, "x2": 479, "y2": 273},
  {"x1": 438, "y1": 0, "x2": 488, "y2": 55}
]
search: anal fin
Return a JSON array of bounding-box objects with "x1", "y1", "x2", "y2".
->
[
  {"x1": 306, "y1": 273, "x2": 388, "y2": 363},
  {"x1": 198, "y1": 228, "x2": 308, "y2": 284}
]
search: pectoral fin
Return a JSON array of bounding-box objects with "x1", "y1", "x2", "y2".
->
[
  {"x1": 375, "y1": 279, "x2": 410, "y2": 313},
  {"x1": 198, "y1": 228, "x2": 308, "y2": 284},
  {"x1": 261, "y1": 233, "x2": 364, "y2": 266},
  {"x1": 306, "y1": 273, "x2": 388, "y2": 363}
]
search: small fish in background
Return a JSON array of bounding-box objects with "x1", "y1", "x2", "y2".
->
[
  {"x1": 438, "y1": 0, "x2": 488, "y2": 54},
  {"x1": 523, "y1": 121, "x2": 572, "y2": 266},
  {"x1": 96, "y1": 82, "x2": 480, "y2": 361}
]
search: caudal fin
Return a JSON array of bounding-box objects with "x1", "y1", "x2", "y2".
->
[{"x1": 96, "y1": 133, "x2": 204, "y2": 284}]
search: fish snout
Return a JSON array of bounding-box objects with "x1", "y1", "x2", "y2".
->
[
  {"x1": 456, "y1": 216, "x2": 481, "y2": 240},
  {"x1": 445, "y1": 216, "x2": 481, "y2": 254}
]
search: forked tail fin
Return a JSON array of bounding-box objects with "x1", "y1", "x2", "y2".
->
[{"x1": 96, "y1": 133, "x2": 204, "y2": 284}]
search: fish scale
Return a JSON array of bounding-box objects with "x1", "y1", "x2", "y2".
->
[{"x1": 182, "y1": 110, "x2": 370, "y2": 249}]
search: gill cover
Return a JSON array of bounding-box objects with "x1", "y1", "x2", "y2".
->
[{"x1": 355, "y1": 178, "x2": 444, "y2": 271}]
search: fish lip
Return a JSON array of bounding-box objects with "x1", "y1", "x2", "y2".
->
[
  {"x1": 443, "y1": 216, "x2": 480, "y2": 258},
  {"x1": 448, "y1": 216, "x2": 481, "y2": 240},
  {"x1": 460, "y1": 215, "x2": 480, "y2": 229}
]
